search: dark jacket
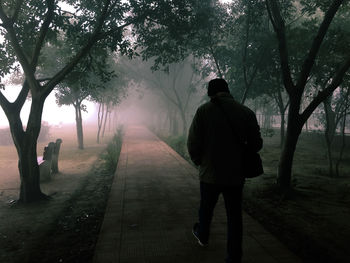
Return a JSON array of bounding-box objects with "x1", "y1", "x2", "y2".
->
[{"x1": 187, "y1": 93, "x2": 263, "y2": 186}]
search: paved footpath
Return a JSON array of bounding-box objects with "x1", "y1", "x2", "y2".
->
[{"x1": 93, "y1": 126, "x2": 301, "y2": 263}]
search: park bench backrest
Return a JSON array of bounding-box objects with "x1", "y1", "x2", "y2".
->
[
  {"x1": 51, "y1": 139, "x2": 62, "y2": 174},
  {"x1": 39, "y1": 138, "x2": 63, "y2": 181},
  {"x1": 43, "y1": 142, "x2": 55, "y2": 161}
]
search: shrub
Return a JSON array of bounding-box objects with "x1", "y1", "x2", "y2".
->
[
  {"x1": 162, "y1": 134, "x2": 190, "y2": 161},
  {"x1": 101, "y1": 127, "x2": 123, "y2": 173},
  {"x1": 261, "y1": 128, "x2": 275, "y2": 137}
]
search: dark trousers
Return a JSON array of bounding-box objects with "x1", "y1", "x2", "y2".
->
[{"x1": 198, "y1": 182, "x2": 243, "y2": 263}]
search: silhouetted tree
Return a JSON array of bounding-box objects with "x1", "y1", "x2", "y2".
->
[
  {"x1": 0, "y1": 0, "x2": 147, "y2": 203},
  {"x1": 266, "y1": 0, "x2": 350, "y2": 191}
]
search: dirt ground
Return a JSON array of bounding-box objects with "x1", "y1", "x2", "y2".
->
[
  {"x1": 0, "y1": 124, "x2": 115, "y2": 263},
  {"x1": 243, "y1": 132, "x2": 350, "y2": 263}
]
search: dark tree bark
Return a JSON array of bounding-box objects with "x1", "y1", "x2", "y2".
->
[
  {"x1": 266, "y1": 0, "x2": 350, "y2": 191},
  {"x1": 108, "y1": 108, "x2": 112, "y2": 132},
  {"x1": 336, "y1": 114, "x2": 347, "y2": 177},
  {"x1": 102, "y1": 104, "x2": 109, "y2": 138},
  {"x1": 73, "y1": 101, "x2": 84, "y2": 150},
  {"x1": 276, "y1": 103, "x2": 304, "y2": 190},
  {"x1": 323, "y1": 98, "x2": 336, "y2": 177},
  {"x1": 170, "y1": 109, "x2": 179, "y2": 135},
  {"x1": 6, "y1": 95, "x2": 49, "y2": 203},
  {"x1": 335, "y1": 88, "x2": 350, "y2": 176},
  {"x1": 97, "y1": 103, "x2": 105, "y2": 144}
]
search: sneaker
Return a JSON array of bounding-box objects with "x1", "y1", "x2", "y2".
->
[{"x1": 192, "y1": 223, "x2": 208, "y2": 246}]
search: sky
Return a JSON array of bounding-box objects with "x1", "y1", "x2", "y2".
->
[{"x1": 0, "y1": 85, "x2": 96, "y2": 128}]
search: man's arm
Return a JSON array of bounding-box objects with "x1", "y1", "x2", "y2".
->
[{"x1": 187, "y1": 109, "x2": 203, "y2": 166}]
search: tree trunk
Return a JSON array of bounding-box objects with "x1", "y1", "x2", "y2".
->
[
  {"x1": 180, "y1": 108, "x2": 187, "y2": 136},
  {"x1": 113, "y1": 110, "x2": 118, "y2": 131},
  {"x1": 323, "y1": 99, "x2": 336, "y2": 177},
  {"x1": 171, "y1": 110, "x2": 179, "y2": 136},
  {"x1": 18, "y1": 138, "x2": 44, "y2": 202},
  {"x1": 263, "y1": 114, "x2": 271, "y2": 129},
  {"x1": 277, "y1": 107, "x2": 303, "y2": 191},
  {"x1": 164, "y1": 109, "x2": 170, "y2": 132},
  {"x1": 280, "y1": 111, "x2": 285, "y2": 148},
  {"x1": 9, "y1": 97, "x2": 48, "y2": 203},
  {"x1": 108, "y1": 109, "x2": 112, "y2": 132},
  {"x1": 336, "y1": 113, "x2": 347, "y2": 177},
  {"x1": 275, "y1": 86, "x2": 286, "y2": 148},
  {"x1": 305, "y1": 119, "x2": 309, "y2": 132},
  {"x1": 74, "y1": 103, "x2": 84, "y2": 150},
  {"x1": 102, "y1": 104, "x2": 109, "y2": 138},
  {"x1": 97, "y1": 103, "x2": 104, "y2": 144}
]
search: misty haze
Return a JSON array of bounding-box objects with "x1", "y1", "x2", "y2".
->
[{"x1": 0, "y1": 1, "x2": 350, "y2": 263}]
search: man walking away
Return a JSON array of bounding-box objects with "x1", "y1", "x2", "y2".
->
[{"x1": 187, "y1": 78, "x2": 263, "y2": 263}]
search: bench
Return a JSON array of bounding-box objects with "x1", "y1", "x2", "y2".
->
[{"x1": 37, "y1": 139, "x2": 62, "y2": 182}]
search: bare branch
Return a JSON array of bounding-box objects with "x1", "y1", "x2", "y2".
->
[
  {"x1": 11, "y1": 0, "x2": 24, "y2": 22},
  {"x1": 286, "y1": 9, "x2": 308, "y2": 27},
  {"x1": 0, "y1": 90, "x2": 11, "y2": 112},
  {"x1": 209, "y1": 45, "x2": 223, "y2": 78},
  {"x1": 31, "y1": 0, "x2": 55, "y2": 68},
  {"x1": 1, "y1": 25, "x2": 39, "y2": 91},
  {"x1": 43, "y1": 0, "x2": 112, "y2": 96},
  {"x1": 265, "y1": 0, "x2": 295, "y2": 94},
  {"x1": 13, "y1": 80, "x2": 29, "y2": 109},
  {"x1": 301, "y1": 55, "x2": 350, "y2": 122},
  {"x1": 97, "y1": 17, "x2": 142, "y2": 40},
  {"x1": 0, "y1": 0, "x2": 41, "y2": 90},
  {"x1": 296, "y1": 0, "x2": 344, "y2": 91},
  {"x1": 158, "y1": 84, "x2": 178, "y2": 106},
  {"x1": 284, "y1": 99, "x2": 290, "y2": 112},
  {"x1": 184, "y1": 70, "x2": 195, "y2": 111},
  {"x1": 170, "y1": 71, "x2": 183, "y2": 109},
  {"x1": 37, "y1": 77, "x2": 52, "y2": 83},
  {"x1": 0, "y1": 3, "x2": 10, "y2": 26}
]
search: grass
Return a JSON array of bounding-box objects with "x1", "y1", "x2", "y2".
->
[
  {"x1": 101, "y1": 127, "x2": 123, "y2": 173},
  {"x1": 28, "y1": 129, "x2": 124, "y2": 262},
  {"x1": 158, "y1": 134, "x2": 191, "y2": 162},
  {"x1": 0, "y1": 124, "x2": 124, "y2": 263}
]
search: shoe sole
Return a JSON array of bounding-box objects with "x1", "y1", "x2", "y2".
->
[{"x1": 192, "y1": 229, "x2": 207, "y2": 247}]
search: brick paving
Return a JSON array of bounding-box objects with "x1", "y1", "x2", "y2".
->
[{"x1": 93, "y1": 126, "x2": 301, "y2": 263}]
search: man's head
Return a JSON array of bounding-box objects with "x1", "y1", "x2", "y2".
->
[{"x1": 207, "y1": 78, "x2": 230, "y2": 97}]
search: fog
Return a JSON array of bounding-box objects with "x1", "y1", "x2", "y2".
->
[
  {"x1": 0, "y1": 1, "x2": 350, "y2": 262},
  {"x1": 0, "y1": 85, "x2": 96, "y2": 128}
]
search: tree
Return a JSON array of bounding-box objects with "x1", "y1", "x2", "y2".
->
[
  {"x1": 55, "y1": 47, "x2": 115, "y2": 149},
  {"x1": 335, "y1": 89, "x2": 350, "y2": 177},
  {"x1": 90, "y1": 56, "x2": 128, "y2": 144},
  {"x1": 266, "y1": 0, "x2": 350, "y2": 191},
  {"x1": 0, "y1": 0, "x2": 146, "y2": 202},
  {"x1": 121, "y1": 56, "x2": 203, "y2": 136},
  {"x1": 136, "y1": 0, "x2": 273, "y2": 105},
  {"x1": 56, "y1": 72, "x2": 89, "y2": 150},
  {"x1": 320, "y1": 85, "x2": 350, "y2": 176}
]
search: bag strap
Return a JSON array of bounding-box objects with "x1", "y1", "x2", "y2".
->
[{"x1": 210, "y1": 97, "x2": 245, "y2": 147}]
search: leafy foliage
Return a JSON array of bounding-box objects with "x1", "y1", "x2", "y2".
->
[{"x1": 101, "y1": 127, "x2": 123, "y2": 173}]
